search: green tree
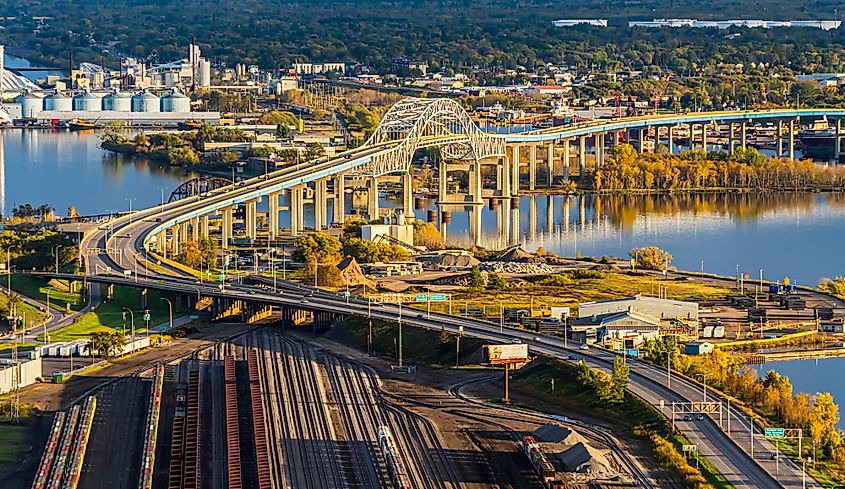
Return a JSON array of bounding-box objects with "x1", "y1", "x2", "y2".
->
[
  {"x1": 610, "y1": 356, "x2": 630, "y2": 404},
  {"x1": 99, "y1": 120, "x2": 124, "y2": 144},
  {"x1": 88, "y1": 331, "x2": 127, "y2": 360},
  {"x1": 487, "y1": 272, "x2": 507, "y2": 290},
  {"x1": 304, "y1": 142, "x2": 326, "y2": 161},
  {"x1": 468, "y1": 265, "x2": 484, "y2": 290}
]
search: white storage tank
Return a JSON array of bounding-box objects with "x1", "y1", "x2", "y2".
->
[
  {"x1": 198, "y1": 59, "x2": 211, "y2": 87},
  {"x1": 103, "y1": 91, "x2": 132, "y2": 111},
  {"x1": 161, "y1": 91, "x2": 191, "y2": 112},
  {"x1": 132, "y1": 91, "x2": 160, "y2": 112},
  {"x1": 15, "y1": 92, "x2": 44, "y2": 118},
  {"x1": 73, "y1": 92, "x2": 102, "y2": 111},
  {"x1": 44, "y1": 92, "x2": 73, "y2": 111}
]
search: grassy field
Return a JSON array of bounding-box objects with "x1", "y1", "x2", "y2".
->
[
  {"x1": 0, "y1": 289, "x2": 50, "y2": 330},
  {"x1": 39, "y1": 286, "x2": 190, "y2": 342},
  {"x1": 9, "y1": 274, "x2": 84, "y2": 312},
  {"x1": 0, "y1": 344, "x2": 36, "y2": 355},
  {"x1": 0, "y1": 424, "x2": 29, "y2": 465},
  {"x1": 419, "y1": 271, "x2": 731, "y2": 315}
]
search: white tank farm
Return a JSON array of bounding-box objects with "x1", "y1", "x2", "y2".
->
[
  {"x1": 44, "y1": 92, "x2": 73, "y2": 111},
  {"x1": 73, "y1": 92, "x2": 102, "y2": 111},
  {"x1": 132, "y1": 91, "x2": 160, "y2": 112},
  {"x1": 103, "y1": 91, "x2": 133, "y2": 111},
  {"x1": 15, "y1": 92, "x2": 44, "y2": 118},
  {"x1": 160, "y1": 91, "x2": 191, "y2": 112}
]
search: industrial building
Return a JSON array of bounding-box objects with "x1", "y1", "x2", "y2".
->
[
  {"x1": 578, "y1": 294, "x2": 699, "y2": 321},
  {"x1": 0, "y1": 357, "x2": 43, "y2": 394},
  {"x1": 551, "y1": 19, "x2": 608, "y2": 27},
  {"x1": 685, "y1": 341, "x2": 715, "y2": 355},
  {"x1": 629, "y1": 18, "x2": 841, "y2": 30}
]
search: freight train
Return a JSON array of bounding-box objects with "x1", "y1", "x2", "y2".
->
[
  {"x1": 520, "y1": 435, "x2": 565, "y2": 488},
  {"x1": 378, "y1": 426, "x2": 411, "y2": 489}
]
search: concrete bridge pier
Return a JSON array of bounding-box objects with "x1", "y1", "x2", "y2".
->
[
  {"x1": 314, "y1": 179, "x2": 327, "y2": 230},
  {"x1": 290, "y1": 186, "x2": 303, "y2": 236},
  {"x1": 402, "y1": 171, "x2": 416, "y2": 219},
  {"x1": 438, "y1": 159, "x2": 448, "y2": 203},
  {"x1": 546, "y1": 141, "x2": 554, "y2": 187},
  {"x1": 741, "y1": 121, "x2": 748, "y2": 149},
  {"x1": 578, "y1": 135, "x2": 586, "y2": 176},
  {"x1": 169, "y1": 225, "x2": 180, "y2": 256},
  {"x1": 562, "y1": 139, "x2": 570, "y2": 180},
  {"x1": 596, "y1": 133, "x2": 605, "y2": 166},
  {"x1": 200, "y1": 214, "x2": 210, "y2": 240},
  {"x1": 221, "y1": 207, "x2": 233, "y2": 248},
  {"x1": 528, "y1": 144, "x2": 537, "y2": 191},
  {"x1": 667, "y1": 126, "x2": 675, "y2": 154},
  {"x1": 788, "y1": 119, "x2": 795, "y2": 160},
  {"x1": 636, "y1": 128, "x2": 645, "y2": 153},
  {"x1": 776, "y1": 121, "x2": 784, "y2": 156},
  {"x1": 333, "y1": 174, "x2": 346, "y2": 225},
  {"x1": 245, "y1": 200, "x2": 258, "y2": 239},
  {"x1": 701, "y1": 124, "x2": 709, "y2": 152},
  {"x1": 189, "y1": 217, "x2": 199, "y2": 242},
  {"x1": 155, "y1": 233, "x2": 165, "y2": 256},
  {"x1": 367, "y1": 176, "x2": 380, "y2": 221},
  {"x1": 728, "y1": 123, "x2": 737, "y2": 153},
  {"x1": 267, "y1": 192, "x2": 279, "y2": 241},
  {"x1": 511, "y1": 145, "x2": 521, "y2": 195},
  {"x1": 179, "y1": 221, "x2": 189, "y2": 246},
  {"x1": 510, "y1": 204, "x2": 520, "y2": 246},
  {"x1": 837, "y1": 119, "x2": 842, "y2": 160}
]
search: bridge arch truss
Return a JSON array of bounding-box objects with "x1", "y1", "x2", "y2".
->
[
  {"x1": 168, "y1": 177, "x2": 233, "y2": 202},
  {"x1": 354, "y1": 98, "x2": 506, "y2": 176}
]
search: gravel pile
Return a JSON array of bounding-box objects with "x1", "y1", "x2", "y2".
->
[{"x1": 479, "y1": 261, "x2": 558, "y2": 274}]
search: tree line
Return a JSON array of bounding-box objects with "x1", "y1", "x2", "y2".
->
[{"x1": 593, "y1": 145, "x2": 845, "y2": 191}]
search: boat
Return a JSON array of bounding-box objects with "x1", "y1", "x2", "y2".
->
[
  {"x1": 798, "y1": 117, "x2": 837, "y2": 160},
  {"x1": 67, "y1": 119, "x2": 95, "y2": 131},
  {"x1": 550, "y1": 102, "x2": 575, "y2": 126},
  {"x1": 178, "y1": 119, "x2": 203, "y2": 130}
]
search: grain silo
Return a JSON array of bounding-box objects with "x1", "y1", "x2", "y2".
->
[
  {"x1": 131, "y1": 91, "x2": 160, "y2": 112},
  {"x1": 161, "y1": 91, "x2": 191, "y2": 112},
  {"x1": 44, "y1": 92, "x2": 73, "y2": 112},
  {"x1": 73, "y1": 92, "x2": 102, "y2": 111},
  {"x1": 103, "y1": 91, "x2": 132, "y2": 112},
  {"x1": 15, "y1": 92, "x2": 44, "y2": 118}
]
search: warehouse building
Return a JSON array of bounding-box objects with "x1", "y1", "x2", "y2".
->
[
  {"x1": 0, "y1": 357, "x2": 43, "y2": 394},
  {"x1": 578, "y1": 294, "x2": 699, "y2": 321}
]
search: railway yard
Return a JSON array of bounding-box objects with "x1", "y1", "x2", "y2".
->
[{"x1": 27, "y1": 325, "x2": 664, "y2": 489}]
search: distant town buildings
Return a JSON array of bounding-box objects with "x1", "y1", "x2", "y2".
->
[
  {"x1": 292, "y1": 63, "x2": 346, "y2": 75},
  {"x1": 551, "y1": 19, "x2": 608, "y2": 27},
  {"x1": 629, "y1": 18, "x2": 841, "y2": 30}
]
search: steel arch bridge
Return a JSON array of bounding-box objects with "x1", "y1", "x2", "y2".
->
[
  {"x1": 168, "y1": 177, "x2": 233, "y2": 202},
  {"x1": 353, "y1": 98, "x2": 506, "y2": 176}
]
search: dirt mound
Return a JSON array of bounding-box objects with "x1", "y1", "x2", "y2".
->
[
  {"x1": 554, "y1": 441, "x2": 613, "y2": 474},
  {"x1": 533, "y1": 424, "x2": 586, "y2": 445}
]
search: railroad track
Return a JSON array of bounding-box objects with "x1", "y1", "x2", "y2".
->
[{"x1": 445, "y1": 376, "x2": 657, "y2": 489}]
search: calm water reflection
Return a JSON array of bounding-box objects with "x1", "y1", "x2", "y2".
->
[
  {"x1": 1, "y1": 129, "x2": 195, "y2": 216},
  {"x1": 402, "y1": 192, "x2": 845, "y2": 286}
]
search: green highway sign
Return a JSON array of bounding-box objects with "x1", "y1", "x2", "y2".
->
[
  {"x1": 344, "y1": 291, "x2": 351, "y2": 297},
  {"x1": 218, "y1": 274, "x2": 226, "y2": 281},
  {"x1": 429, "y1": 293, "x2": 447, "y2": 301},
  {"x1": 764, "y1": 428, "x2": 785, "y2": 437},
  {"x1": 143, "y1": 313, "x2": 151, "y2": 321},
  {"x1": 115, "y1": 326, "x2": 122, "y2": 331},
  {"x1": 415, "y1": 293, "x2": 428, "y2": 302}
]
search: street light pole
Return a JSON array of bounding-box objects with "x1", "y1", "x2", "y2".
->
[
  {"x1": 398, "y1": 302, "x2": 403, "y2": 368},
  {"x1": 499, "y1": 300, "x2": 504, "y2": 333}
]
